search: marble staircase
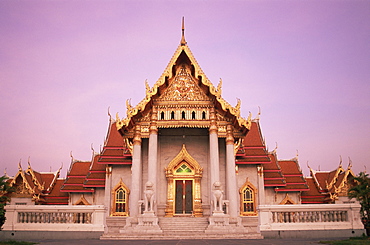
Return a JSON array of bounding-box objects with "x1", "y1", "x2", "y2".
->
[{"x1": 101, "y1": 216, "x2": 263, "y2": 240}]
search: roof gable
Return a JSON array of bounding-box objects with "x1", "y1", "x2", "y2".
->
[{"x1": 116, "y1": 28, "x2": 251, "y2": 135}]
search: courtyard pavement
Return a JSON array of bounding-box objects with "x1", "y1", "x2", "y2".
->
[{"x1": 20, "y1": 238, "x2": 344, "y2": 245}]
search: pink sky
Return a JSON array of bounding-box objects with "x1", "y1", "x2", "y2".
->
[{"x1": 0, "y1": 1, "x2": 369, "y2": 177}]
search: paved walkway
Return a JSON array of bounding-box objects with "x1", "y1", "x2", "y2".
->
[{"x1": 23, "y1": 238, "x2": 342, "y2": 245}]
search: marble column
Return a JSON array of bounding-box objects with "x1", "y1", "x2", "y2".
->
[
  {"x1": 129, "y1": 124, "x2": 142, "y2": 217},
  {"x1": 209, "y1": 107, "x2": 220, "y2": 210},
  {"x1": 226, "y1": 124, "x2": 238, "y2": 217},
  {"x1": 257, "y1": 166, "x2": 265, "y2": 205},
  {"x1": 103, "y1": 165, "x2": 112, "y2": 233},
  {"x1": 148, "y1": 107, "x2": 158, "y2": 213}
]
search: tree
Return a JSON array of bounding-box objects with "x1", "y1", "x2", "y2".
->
[
  {"x1": 0, "y1": 175, "x2": 14, "y2": 230},
  {"x1": 348, "y1": 171, "x2": 370, "y2": 236}
]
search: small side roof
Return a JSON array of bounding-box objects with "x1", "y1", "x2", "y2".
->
[
  {"x1": 236, "y1": 121, "x2": 271, "y2": 165},
  {"x1": 61, "y1": 160, "x2": 93, "y2": 193},
  {"x1": 275, "y1": 159, "x2": 309, "y2": 192}
]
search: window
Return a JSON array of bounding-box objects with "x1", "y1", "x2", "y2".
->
[
  {"x1": 176, "y1": 164, "x2": 192, "y2": 173},
  {"x1": 242, "y1": 187, "x2": 254, "y2": 212},
  {"x1": 171, "y1": 111, "x2": 175, "y2": 120},
  {"x1": 182, "y1": 111, "x2": 186, "y2": 119},
  {"x1": 192, "y1": 111, "x2": 196, "y2": 120},
  {"x1": 111, "y1": 179, "x2": 130, "y2": 216},
  {"x1": 115, "y1": 188, "x2": 127, "y2": 213},
  {"x1": 202, "y1": 111, "x2": 206, "y2": 120},
  {"x1": 160, "y1": 111, "x2": 165, "y2": 120},
  {"x1": 239, "y1": 181, "x2": 257, "y2": 216}
]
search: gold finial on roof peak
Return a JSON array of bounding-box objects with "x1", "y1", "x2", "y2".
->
[
  {"x1": 107, "y1": 106, "x2": 112, "y2": 122},
  {"x1": 255, "y1": 106, "x2": 261, "y2": 120},
  {"x1": 272, "y1": 142, "x2": 278, "y2": 154},
  {"x1": 348, "y1": 157, "x2": 352, "y2": 169},
  {"x1": 18, "y1": 159, "x2": 22, "y2": 171},
  {"x1": 181, "y1": 17, "x2": 187, "y2": 46}
]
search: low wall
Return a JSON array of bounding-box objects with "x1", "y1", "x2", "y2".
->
[
  {"x1": 0, "y1": 230, "x2": 103, "y2": 240},
  {"x1": 258, "y1": 203, "x2": 365, "y2": 238},
  {"x1": 3, "y1": 205, "x2": 105, "y2": 233}
]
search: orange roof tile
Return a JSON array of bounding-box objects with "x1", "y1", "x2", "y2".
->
[
  {"x1": 264, "y1": 153, "x2": 286, "y2": 187},
  {"x1": 61, "y1": 160, "x2": 93, "y2": 193},
  {"x1": 236, "y1": 121, "x2": 271, "y2": 165},
  {"x1": 98, "y1": 121, "x2": 132, "y2": 165},
  {"x1": 275, "y1": 159, "x2": 309, "y2": 192},
  {"x1": 85, "y1": 155, "x2": 106, "y2": 187},
  {"x1": 301, "y1": 177, "x2": 328, "y2": 204}
]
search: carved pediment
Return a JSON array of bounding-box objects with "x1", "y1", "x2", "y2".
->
[{"x1": 157, "y1": 65, "x2": 210, "y2": 102}]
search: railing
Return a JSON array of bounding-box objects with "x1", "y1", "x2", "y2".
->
[
  {"x1": 3, "y1": 205, "x2": 105, "y2": 231},
  {"x1": 258, "y1": 203, "x2": 364, "y2": 231},
  {"x1": 17, "y1": 211, "x2": 92, "y2": 224},
  {"x1": 272, "y1": 210, "x2": 348, "y2": 223}
]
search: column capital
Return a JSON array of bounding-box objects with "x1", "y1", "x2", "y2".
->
[
  {"x1": 133, "y1": 124, "x2": 142, "y2": 145},
  {"x1": 149, "y1": 107, "x2": 158, "y2": 134},
  {"x1": 209, "y1": 107, "x2": 218, "y2": 134},
  {"x1": 226, "y1": 124, "x2": 234, "y2": 145}
]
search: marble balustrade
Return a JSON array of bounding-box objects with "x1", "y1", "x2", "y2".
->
[{"x1": 3, "y1": 205, "x2": 105, "y2": 231}]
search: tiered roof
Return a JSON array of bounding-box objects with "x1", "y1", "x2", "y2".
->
[
  {"x1": 301, "y1": 163, "x2": 355, "y2": 204},
  {"x1": 43, "y1": 179, "x2": 69, "y2": 205},
  {"x1": 61, "y1": 160, "x2": 93, "y2": 193},
  {"x1": 301, "y1": 177, "x2": 328, "y2": 203},
  {"x1": 275, "y1": 159, "x2": 309, "y2": 192},
  {"x1": 263, "y1": 153, "x2": 285, "y2": 187},
  {"x1": 61, "y1": 120, "x2": 132, "y2": 193},
  {"x1": 236, "y1": 120, "x2": 309, "y2": 192},
  {"x1": 236, "y1": 121, "x2": 271, "y2": 165},
  {"x1": 98, "y1": 120, "x2": 132, "y2": 165},
  {"x1": 84, "y1": 154, "x2": 106, "y2": 188},
  {"x1": 8, "y1": 163, "x2": 67, "y2": 205}
]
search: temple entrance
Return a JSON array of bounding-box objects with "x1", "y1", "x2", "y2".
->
[
  {"x1": 175, "y1": 179, "x2": 193, "y2": 215},
  {"x1": 165, "y1": 145, "x2": 203, "y2": 217}
]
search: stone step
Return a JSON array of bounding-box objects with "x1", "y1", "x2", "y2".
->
[
  {"x1": 159, "y1": 217, "x2": 209, "y2": 232},
  {"x1": 101, "y1": 233, "x2": 263, "y2": 240}
]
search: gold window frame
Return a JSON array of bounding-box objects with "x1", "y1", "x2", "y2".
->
[
  {"x1": 239, "y1": 179, "x2": 258, "y2": 216},
  {"x1": 111, "y1": 179, "x2": 130, "y2": 216}
]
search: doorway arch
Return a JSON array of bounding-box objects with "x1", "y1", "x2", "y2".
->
[{"x1": 165, "y1": 144, "x2": 203, "y2": 217}]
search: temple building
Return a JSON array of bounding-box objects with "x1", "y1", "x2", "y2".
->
[{"x1": 2, "y1": 23, "x2": 364, "y2": 240}]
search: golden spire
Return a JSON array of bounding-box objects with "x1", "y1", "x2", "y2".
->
[{"x1": 181, "y1": 17, "x2": 187, "y2": 46}]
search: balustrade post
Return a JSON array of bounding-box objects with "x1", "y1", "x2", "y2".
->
[{"x1": 18, "y1": 212, "x2": 22, "y2": 223}]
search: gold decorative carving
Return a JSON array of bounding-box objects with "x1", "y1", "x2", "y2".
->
[
  {"x1": 141, "y1": 126, "x2": 149, "y2": 133},
  {"x1": 10, "y1": 171, "x2": 35, "y2": 196},
  {"x1": 137, "y1": 112, "x2": 151, "y2": 122},
  {"x1": 280, "y1": 193, "x2": 295, "y2": 205},
  {"x1": 158, "y1": 65, "x2": 209, "y2": 102},
  {"x1": 74, "y1": 195, "x2": 90, "y2": 205},
  {"x1": 124, "y1": 138, "x2": 133, "y2": 155},
  {"x1": 257, "y1": 166, "x2": 264, "y2": 177},
  {"x1": 234, "y1": 138, "x2": 243, "y2": 156},
  {"x1": 218, "y1": 126, "x2": 226, "y2": 133}
]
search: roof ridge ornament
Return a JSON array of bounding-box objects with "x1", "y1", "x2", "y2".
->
[
  {"x1": 181, "y1": 17, "x2": 187, "y2": 46},
  {"x1": 255, "y1": 106, "x2": 261, "y2": 121},
  {"x1": 348, "y1": 157, "x2": 352, "y2": 169}
]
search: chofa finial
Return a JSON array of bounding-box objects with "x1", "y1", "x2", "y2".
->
[{"x1": 181, "y1": 17, "x2": 187, "y2": 46}]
